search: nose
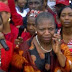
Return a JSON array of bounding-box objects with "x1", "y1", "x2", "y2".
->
[
  {"x1": 32, "y1": 3, "x2": 35, "y2": 9},
  {"x1": 65, "y1": 15, "x2": 69, "y2": 20},
  {"x1": 45, "y1": 29, "x2": 50, "y2": 35},
  {"x1": 30, "y1": 25, "x2": 33, "y2": 30}
]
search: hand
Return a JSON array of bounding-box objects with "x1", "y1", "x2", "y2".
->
[
  {"x1": 24, "y1": 28, "x2": 27, "y2": 32},
  {"x1": 52, "y1": 34, "x2": 61, "y2": 54},
  {"x1": 15, "y1": 37, "x2": 23, "y2": 45},
  {"x1": 0, "y1": 32, "x2": 5, "y2": 40}
]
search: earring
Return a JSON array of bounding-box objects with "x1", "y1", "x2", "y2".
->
[
  {"x1": 8, "y1": 18, "x2": 11, "y2": 22},
  {"x1": 35, "y1": 31, "x2": 37, "y2": 34}
]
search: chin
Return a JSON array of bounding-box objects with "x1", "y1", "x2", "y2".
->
[
  {"x1": 43, "y1": 40, "x2": 51, "y2": 44},
  {"x1": 64, "y1": 25, "x2": 71, "y2": 28}
]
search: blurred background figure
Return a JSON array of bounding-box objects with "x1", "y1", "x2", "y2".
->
[
  {"x1": 15, "y1": 0, "x2": 29, "y2": 17},
  {"x1": 47, "y1": 0, "x2": 56, "y2": 13}
]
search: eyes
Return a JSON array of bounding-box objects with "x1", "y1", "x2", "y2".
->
[
  {"x1": 28, "y1": 1, "x2": 40, "y2": 5},
  {"x1": 38, "y1": 28, "x2": 55, "y2": 32},
  {"x1": 61, "y1": 13, "x2": 72, "y2": 17},
  {"x1": 27, "y1": 23, "x2": 35, "y2": 26}
]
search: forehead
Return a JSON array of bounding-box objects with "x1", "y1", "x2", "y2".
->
[
  {"x1": 28, "y1": 0, "x2": 41, "y2": 2},
  {"x1": 27, "y1": 16, "x2": 35, "y2": 23},
  {"x1": 61, "y1": 7, "x2": 72, "y2": 13},
  {"x1": 37, "y1": 19, "x2": 55, "y2": 28}
]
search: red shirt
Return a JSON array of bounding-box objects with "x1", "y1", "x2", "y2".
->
[
  {"x1": 4, "y1": 24, "x2": 18, "y2": 46},
  {"x1": 21, "y1": 32, "x2": 31, "y2": 41},
  {"x1": 8, "y1": 0, "x2": 23, "y2": 26},
  {"x1": 0, "y1": 40, "x2": 13, "y2": 72}
]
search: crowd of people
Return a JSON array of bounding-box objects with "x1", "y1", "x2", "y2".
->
[{"x1": 0, "y1": 0, "x2": 72, "y2": 72}]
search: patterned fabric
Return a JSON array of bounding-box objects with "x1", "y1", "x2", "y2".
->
[
  {"x1": 67, "y1": 39, "x2": 72, "y2": 53},
  {"x1": 10, "y1": 39, "x2": 72, "y2": 72},
  {"x1": 57, "y1": 29, "x2": 72, "y2": 53}
]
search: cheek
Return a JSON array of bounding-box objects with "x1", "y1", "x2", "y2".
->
[
  {"x1": 28, "y1": 5, "x2": 32, "y2": 8},
  {"x1": 27, "y1": 26, "x2": 30, "y2": 30},
  {"x1": 50, "y1": 31, "x2": 55, "y2": 36},
  {"x1": 0, "y1": 25, "x2": 3, "y2": 32},
  {"x1": 60, "y1": 18, "x2": 64, "y2": 23},
  {"x1": 37, "y1": 31, "x2": 43, "y2": 37}
]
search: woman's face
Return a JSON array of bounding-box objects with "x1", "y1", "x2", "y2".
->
[
  {"x1": 36, "y1": 19, "x2": 55, "y2": 44},
  {"x1": 60, "y1": 7, "x2": 72, "y2": 27},
  {"x1": 1, "y1": 12, "x2": 10, "y2": 25},
  {"x1": 27, "y1": 16, "x2": 36, "y2": 35},
  {"x1": 0, "y1": 18, "x2": 3, "y2": 32}
]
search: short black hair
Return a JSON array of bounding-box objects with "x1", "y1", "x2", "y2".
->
[
  {"x1": 27, "y1": 0, "x2": 44, "y2": 4},
  {"x1": 58, "y1": 5, "x2": 72, "y2": 18},
  {"x1": 0, "y1": 13, "x2": 3, "y2": 22},
  {"x1": 35, "y1": 12, "x2": 55, "y2": 26}
]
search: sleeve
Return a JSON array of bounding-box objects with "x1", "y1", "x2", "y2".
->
[
  {"x1": 8, "y1": 0, "x2": 23, "y2": 26},
  {"x1": 6, "y1": 40, "x2": 13, "y2": 63},
  {"x1": 60, "y1": 43, "x2": 72, "y2": 72}
]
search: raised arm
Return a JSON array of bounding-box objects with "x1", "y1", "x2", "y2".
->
[{"x1": 8, "y1": 0, "x2": 23, "y2": 27}]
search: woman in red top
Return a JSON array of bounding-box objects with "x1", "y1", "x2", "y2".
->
[
  {"x1": 0, "y1": 13, "x2": 13, "y2": 72},
  {"x1": 0, "y1": 2, "x2": 18, "y2": 47},
  {"x1": 0, "y1": 0, "x2": 23, "y2": 27}
]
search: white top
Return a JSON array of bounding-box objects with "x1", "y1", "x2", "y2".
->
[{"x1": 16, "y1": 7, "x2": 30, "y2": 17}]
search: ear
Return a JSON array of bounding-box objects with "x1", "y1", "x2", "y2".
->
[
  {"x1": 7, "y1": 13, "x2": 11, "y2": 18},
  {"x1": 35, "y1": 27, "x2": 38, "y2": 33}
]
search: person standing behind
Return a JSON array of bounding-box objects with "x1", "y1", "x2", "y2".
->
[
  {"x1": 0, "y1": 2, "x2": 18, "y2": 47},
  {"x1": 15, "y1": 0, "x2": 29, "y2": 17},
  {"x1": 58, "y1": 5, "x2": 72, "y2": 54}
]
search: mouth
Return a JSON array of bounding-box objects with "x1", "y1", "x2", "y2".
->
[
  {"x1": 20, "y1": 3, "x2": 25, "y2": 6},
  {"x1": 43, "y1": 37, "x2": 51, "y2": 41},
  {"x1": 64, "y1": 22, "x2": 70, "y2": 24}
]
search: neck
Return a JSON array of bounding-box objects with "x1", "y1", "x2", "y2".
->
[
  {"x1": 3, "y1": 22, "x2": 11, "y2": 34},
  {"x1": 37, "y1": 36, "x2": 52, "y2": 50},
  {"x1": 18, "y1": 6, "x2": 24, "y2": 12},
  {"x1": 62, "y1": 27, "x2": 72, "y2": 35}
]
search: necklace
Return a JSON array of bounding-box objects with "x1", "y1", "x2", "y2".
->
[{"x1": 35, "y1": 35, "x2": 52, "y2": 52}]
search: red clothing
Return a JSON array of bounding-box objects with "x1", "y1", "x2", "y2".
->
[
  {"x1": 21, "y1": 32, "x2": 31, "y2": 41},
  {"x1": 8, "y1": 0, "x2": 23, "y2": 26},
  {"x1": 0, "y1": 40, "x2": 13, "y2": 72},
  {"x1": 4, "y1": 24, "x2": 18, "y2": 46},
  {"x1": 48, "y1": 8, "x2": 61, "y2": 28}
]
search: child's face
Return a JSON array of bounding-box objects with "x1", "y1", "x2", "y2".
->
[{"x1": 0, "y1": 18, "x2": 3, "y2": 32}]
